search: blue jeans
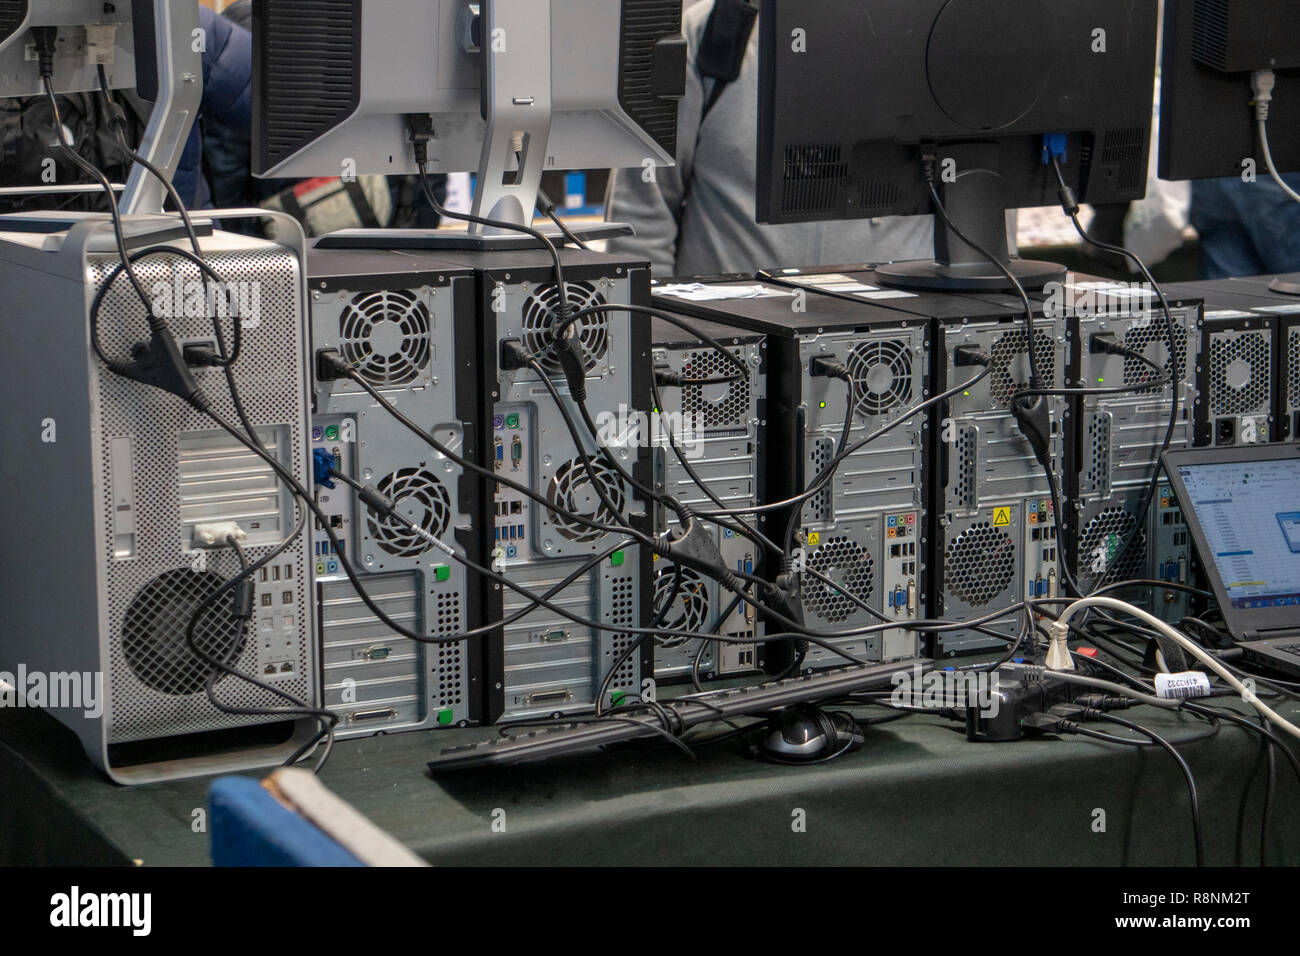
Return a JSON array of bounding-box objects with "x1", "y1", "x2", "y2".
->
[{"x1": 1191, "y1": 174, "x2": 1300, "y2": 279}]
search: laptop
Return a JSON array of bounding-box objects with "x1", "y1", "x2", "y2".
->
[{"x1": 1162, "y1": 443, "x2": 1300, "y2": 678}]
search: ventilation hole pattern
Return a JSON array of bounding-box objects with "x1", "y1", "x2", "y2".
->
[
  {"x1": 338, "y1": 289, "x2": 431, "y2": 386},
  {"x1": 521, "y1": 282, "x2": 608, "y2": 374},
  {"x1": 805, "y1": 536, "x2": 874, "y2": 624},
  {"x1": 366, "y1": 469, "x2": 451, "y2": 557},
  {"x1": 653, "y1": 565, "x2": 710, "y2": 646},
  {"x1": 1079, "y1": 508, "x2": 1146, "y2": 592},
  {"x1": 989, "y1": 328, "x2": 1056, "y2": 406},
  {"x1": 945, "y1": 523, "x2": 1015, "y2": 607},
  {"x1": 847, "y1": 338, "x2": 913, "y2": 416},
  {"x1": 546, "y1": 458, "x2": 624, "y2": 543},
  {"x1": 1210, "y1": 331, "x2": 1269, "y2": 415},
  {"x1": 682, "y1": 348, "x2": 750, "y2": 428}
]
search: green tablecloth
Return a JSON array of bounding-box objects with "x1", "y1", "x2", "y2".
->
[{"x1": 3, "y1": 696, "x2": 1296, "y2": 867}]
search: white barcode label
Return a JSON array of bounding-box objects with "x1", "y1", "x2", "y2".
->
[{"x1": 1154, "y1": 671, "x2": 1212, "y2": 700}]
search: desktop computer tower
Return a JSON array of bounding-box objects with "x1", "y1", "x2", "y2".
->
[
  {"x1": 1061, "y1": 279, "x2": 1204, "y2": 622},
  {"x1": 305, "y1": 247, "x2": 486, "y2": 737},
  {"x1": 0, "y1": 212, "x2": 321, "y2": 783},
  {"x1": 1202, "y1": 275, "x2": 1300, "y2": 442},
  {"x1": 649, "y1": 317, "x2": 767, "y2": 682},
  {"x1": 653, "y1": 277, "x2": 929, "y2": 671},
  {"x1": 1166, "y1": 281, "x2": 1277, "y2": 448},
  {"x1": 425, "y1": 248, "x2": 654, "y2": 721},
  {"x1": 764, "y1": 267, "x2": 1065, "y2": 659}
]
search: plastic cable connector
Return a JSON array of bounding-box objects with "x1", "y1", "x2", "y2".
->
[
  {"x1": 1044, "y1": 620, "x2": 1075, "y2": 671},
  {"x1": 194, "y1": 521, "x2": 247, "y2": 547},
  {"x1": 312, "y1": 448, "x2": 337, "y2": 489}
]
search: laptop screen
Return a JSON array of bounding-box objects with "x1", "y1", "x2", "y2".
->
[{"x1": 1175, "y1": 457, "x2": 1300, "y2": 611}]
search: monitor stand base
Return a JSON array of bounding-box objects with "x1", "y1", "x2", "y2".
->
[{"x1": 876, "y1": 257, "x2": 1066, "y2": 292}]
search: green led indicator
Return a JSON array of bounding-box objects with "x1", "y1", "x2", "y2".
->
[
  {"x1": 610, "y1": 550, "x2": 625, "y2": 567},
  {"x1": 1098, "y1": 377, "x2": 1105, "y2": 384},
  {"x1": 963, "y1": 390, "x2": 971, "y2": 397},
  {"x1": 434, "y1": 564, "x2": 451, "y2": 582},
  {"x1": 437, "y1": 709, "x2": 454, "y2": 725},
  {"x1": 819, "y1": 401, "x2": 827, "y2": 409},
  {"x1": 653, "y1": 407, "x2": 660, "y2": 415}
]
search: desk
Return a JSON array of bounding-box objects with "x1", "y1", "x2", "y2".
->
[{"x1": 2, "y1": 696, "x2": 1296, "y2": 867}]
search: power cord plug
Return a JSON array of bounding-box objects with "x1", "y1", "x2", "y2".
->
[
  {"x1": 1011, "y1": 392, "x2": 1054, "y2": 471},
  {"x1": 316, "y1": 348, "x2": 353, "y2": 382},
  {"x1": 953, "y1": 345, "x2": 992, "y2": 368},
  {"x1": 1044, "y1": 619, "x2": 1075, "y2": 671},
  {"x1": 1253, "y1": 69, "x2": 1276, "y2": 122},
  {"x1": 809, "y1": 354, "x2": 852, "y2": 382}
]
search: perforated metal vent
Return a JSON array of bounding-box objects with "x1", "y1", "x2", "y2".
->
[
  {"x1": 546, "y1": 458, "x2": 624, "y2": 542},
  {"x1": 121, "y1": 570, "x2": 247, "y2": 697},
  {"x1": 806, "y1": 438, "x2": 833, "y2": 522},
  {"x1": 653, "y1": 565, "x2": 709, "y2": 646},
  {"x1": 338, "y1": 289, "x2": 431, "y2": 386},
  {"x1": 366, "y1": 469, "x2": 452, "y2": 557},
  {"x1": 848, "y1": 339, "x2": 913, "y2": 416},
  {"x1": 683, "y1": 349, "x2": 750, "y2": 428},
  {"x1": 945, "y1": 523, "x2": 1015, "y2": 607},
  {"x1": 521, "y1": 282, "x2": 608, "y2": 374},
  {"x1": 1288, "y1": 327, "x2": 1300, "y2": 406},
  {"x1": 1124, "y1": 320, "x2": 1188, "y2": 391},
  {"x1": 953, "y1": 427, "x2": 976, "y2": 510},
  {"x1": 805, "y1": 537, "x2": 874, "y2": 624},
  {"x1": 1079, "y1": 508, "x2": 1145, "y2": 591},
  {"x1": 433, "y1": 591, "x2": 464, "y2": 710},
  {"x1": 990, "y1": 328, "x2": 1055, "y2": 406},
  {"x1": 1210, "y1": 332, "x2": 1269, "y2": 415},
  {"x1": 608, "y1": 575, "x2": 639, "y2": 689}
]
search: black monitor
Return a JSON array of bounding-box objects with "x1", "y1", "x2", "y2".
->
[
  {"x1": 755, "y1": 0, "x2": 1160, "y2": 292},
  {"x1": 1158, "y1": 0, "x2": 1300, "y2": 182}
]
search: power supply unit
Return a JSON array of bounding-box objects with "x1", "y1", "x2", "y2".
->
[{"x1": 1166, "y1": 281, "x2": 1278, "y2": 448}]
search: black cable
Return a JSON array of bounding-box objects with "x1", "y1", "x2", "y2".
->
[{"x1": 1098, "y1": 712, "x2": 1205, "y2": 867}]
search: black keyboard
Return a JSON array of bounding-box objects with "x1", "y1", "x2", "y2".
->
[{"x1": 427, "y1": 660, "x2": 929, "y2": 772}]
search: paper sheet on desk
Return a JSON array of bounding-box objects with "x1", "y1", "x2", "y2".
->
[{"x1": 656, "y1": 283, "x2": 795, "y2": 302}]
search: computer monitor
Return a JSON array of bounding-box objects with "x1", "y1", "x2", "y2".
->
[
  {"x1": 0, "y1": 0, "x2": 143, "y2": 96},
  {"x1": 0, "y1": 0, "x2": 201, "y2": 217},
  {"x1": 755, "y1": 0, "x2": 1160, "y2": 291},
  {"x1": 252, "y1": 0, "x2": 687, "y2": 243},
  {"x1": 1158, "y1": 0, "x2": 1300, "y2": 183}
]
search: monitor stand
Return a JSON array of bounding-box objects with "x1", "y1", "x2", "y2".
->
[
  {"x1": 1269, "y1": 276, "x2": 1300, "y2": 296},
  {"x1": 877, "y1": 154, "x2": 1066, "y2": 293}
]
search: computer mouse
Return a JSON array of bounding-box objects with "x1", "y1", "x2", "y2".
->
[{"x1": 759, "y1": 705, "x2": 862, "y2": 762}]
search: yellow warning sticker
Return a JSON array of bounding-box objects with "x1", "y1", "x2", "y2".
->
[
  {"x1": 993, "y1": 507, "x2": 1012, "y2": 527},
  {"x1": 807, "y1": 532, "x2": 821, "y2": 546}
]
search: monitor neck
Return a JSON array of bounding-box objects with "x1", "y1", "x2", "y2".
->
[{"x1": 468, "y1": 0, "x2": 554, "y2": 235}]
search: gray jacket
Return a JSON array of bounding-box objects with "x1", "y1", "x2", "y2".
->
[{"x1": 605, "y1": 1, "x2": 935, "y2": 277}]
